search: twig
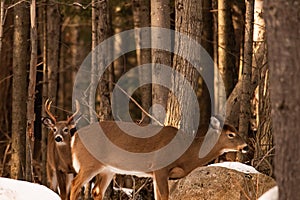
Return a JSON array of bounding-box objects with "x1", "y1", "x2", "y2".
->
[
  {"x1": 48, "y1": 0, "x2": 104, "y2": 9},
  {"x1": 134, "y1": 178, "x2": 151, "y2": 198},
  {"x1": 255, "y1": 146, "x2": 275, "y2": 169},
  {"x1": 1, "y1": 142, "x2": 10, "y2": 176},
  {"x1": 113, "y1": 82, "x2": 164, "y2": 126},
  {"x1": 74, "y1": 70, "x2": 163, "y2": 125},
  {"x1": 48, "y1": 105, "x2": 74, "y2": 115},
  {"x1": 0, "y1": 74, "x2": 13, "y2": 85},
  {"x1": 6, "y1": 0, "x2": 27, "y2": 10},
  {"x1": 232, "y1": 175, "x2": 251, "y2": 200},
  {"x1": 131, "y1": 176, "x2": 135, "y2": 200},
  {"x1": 72, "y1": 2, "x2": 92, "y2": 9}
]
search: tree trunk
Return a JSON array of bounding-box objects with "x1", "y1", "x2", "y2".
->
[
  {"x1": 0, "y1": 1, "x2": 13, "y2": 178},
  {"x1": 41, "y1": 0, "x2": 48, "y2": 185},
  {"x1": 90, "y1": 1, "x2": 113, "y2": 199},
  {"x1": 90, "y1": 0, "x2": 98, "y2": 125},
  {"x1": 230, "y1": 0, "x2": 245, "y2": 77},
  {"x1": 252, "y1": 0, "x2": 273, "y2": 175},
  {"x1": 217, "y1": 0, "x2": 238, "y2": 97},
  {"x1": 97, "y1": 0, "x2": 112, "y2": 122},
  {"x1": 47, "y1": 1, "x2": 60, "y2": 103},
  {"x1": 151, "y1": 0, "x2": 170, "y2": 124},
  {"x1": 132, "y1": 0, "x2": 151, "y2": 123},
  {"x1": 164, "y1": 0, "x2": 201, "y2": 131},
  {"x1": 212, "y1": 0, "x2": 220, "y2": 115},
  {"x1": 238, "y1": 0, "x2": 254, "y2": 140},
  {"x1": 198, "y1": 0, "x2": 212, "y2": 126},
  {"x1": 25, "y1": 0, "x2": 37, "y2": 182},
  {"x1": 0, "y1": 0, "x2": 4, "y2": 56},
  {"x1": 264, "y1": 0, "x2": 300, "y2": 199},
  {"x1": 11, "y1": 1, "x2": 30, "y2": 179}
]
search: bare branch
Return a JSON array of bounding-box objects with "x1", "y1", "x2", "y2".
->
[
  {"x1": 0, "y1": 74, "x2": 13, "y2": 85},
  {"x1": 6, "y1": 0, "x2": 27, "y2": 10},
  {"x1": 113, "y1": 83, "x2": 164, "y2": 126}
]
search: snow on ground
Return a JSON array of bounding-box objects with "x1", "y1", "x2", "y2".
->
[
  {"x1": 0, "y1": 177, "x2": 60, "y2": 200},
  {"x1": 258, "y1": 186, "x2": 278, "y2": 200},
  {"x1": 208, "y1": 161, "x2": 260, "y2": 174}
]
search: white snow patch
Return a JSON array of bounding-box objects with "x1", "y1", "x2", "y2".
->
[
  {"x1": 208, "y1": 162, "x2": 260, "y2": 174},
  {"x1": 258, "y1": 186, "x2": 278, "y2": 200},
  {"x1": 0, "y1": 177, "x2": 60, "y2": 200}
]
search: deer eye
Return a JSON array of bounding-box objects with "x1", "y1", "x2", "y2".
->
[
  {"x1": 63, "y1": 127, "x2": 69, "y2": 133},
  {"x1": 227, "y1": 133, "x2": 235, "y2": 139},
  {"x1": 53, "y1": 127, "x2": 58, "y2": 133}
]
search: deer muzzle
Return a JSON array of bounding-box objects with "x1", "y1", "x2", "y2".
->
[
  {"x1": 240, "y1": 145, "x2": 249, "y2": 153},
  {"x1": 55, "y1": 135, "x2": 63, "y2": 143}
]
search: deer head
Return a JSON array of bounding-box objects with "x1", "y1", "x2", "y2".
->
[{"x1": 42, "y1": 99, "x2": 80, "y2": 145}]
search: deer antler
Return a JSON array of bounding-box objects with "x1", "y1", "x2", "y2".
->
[
  {"x1": 44, "y1": 99, "x2": 57, "y2": 123},
  {"x1": 67, "y1": 100, "x2": 80, "y2": 124}
]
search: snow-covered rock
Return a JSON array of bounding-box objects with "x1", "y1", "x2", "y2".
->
[
  {"x1": 169, "y1": 162, "x2": 276, "y2": 200},
  {"x1": 0, "y1": 177, "x2": 60, "y2": 200},
  {"x1": 209, "y1": 161, "x2": 260, "y2": 174}
]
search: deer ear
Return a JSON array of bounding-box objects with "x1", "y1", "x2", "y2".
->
[
  {"x1": 199, "y1": 120, "x2": 222, "y2": 158},
  {"x1": 70, "y1": 127, "x2": 77, "y2": 137},
  {"x1": 42, "y1": 117, "x2": 55, "y2": 128},
  {"x1": 69, "y1": 115, "x2": 81, "y2": 136},
  {"x1": 210, "y1": 116, "x2": 221, "y2": 130}
]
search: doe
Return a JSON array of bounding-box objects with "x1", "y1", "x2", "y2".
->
[{"x1": 70, "y1": 116, "x2": 248, "y2": 200}]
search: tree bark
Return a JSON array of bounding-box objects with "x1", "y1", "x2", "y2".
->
[
  {"x1": 264, "y1": 0, "x2": 300, "y2": 199},
  {"x1": 252, "y1": 0, "x2": 273, "y2": 175},
  {"x1": 47, "y1": 1, "x2": 60, "y2": 103},
  {"x1": 0, "y1": 1, "x2": 13, "y2": 178},
  {"x1": 234, "y1": 0, "x2": 254, "y2": 163},
  {"x1": 132, "y1": 0, "x2": 151, "y2": 123},
  {"x1": 230, "y1": 0, "x2": 245, "y2": 77},
  {"x1": 90, "y1": 1, "x2": 113, "y2": 199},
  {"x1": 238, "y1": 0, "x2": 254, "y2": 140},
  {"x1": 151, "y1": 0, "x2": 171, "y2": 124},
  {"x1": 25, "y1": 0, "x2": 37, "y2": 182},
  {"x1": 0, "y1": 0, "x2": 4, "y2": 56},
  {"x1": 164, "y1": 0, "x2": 201, "y2": 131},
  {"x1": 11, "y1": 0, "x2": 30, "y2": 179},
  {"x1": 90, "y1": 0, "x2": 98, "y2": 124},
  {"x1": 41, "y1": 0, "x2": 48, "y2": 185},
  {"x1": 97, "y1": 0, "x2": 112, "y2": 122},
  {"x1": 198, "y1": 0, "x2": 212, "y2": 126},
  {"x1": 217, "y1": 0, "x2": 238, "y2": 97}
]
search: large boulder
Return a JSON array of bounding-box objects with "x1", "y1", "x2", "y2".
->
[{"x1": 169, "y1": 162, "x2": 276, "y2": 200}]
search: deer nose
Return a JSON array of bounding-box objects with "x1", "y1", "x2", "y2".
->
[
  {"x1": 241, "y1": 145, "x2": 249, "y2": 153},
  {"x1": 55, "y1": 135, "x2": 63, "y2": 142}
]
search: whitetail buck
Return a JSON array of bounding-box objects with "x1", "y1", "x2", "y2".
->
[
  {"x1": 70, "y1": 116, "x2": 248, "y2": 200},
  {"x1": 42, "y1": 99, "x2": 80, "y2": 200}
]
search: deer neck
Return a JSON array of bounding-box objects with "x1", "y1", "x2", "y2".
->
[{"x1": 192, "y1": 136, "x2": 223, "y2": 167}]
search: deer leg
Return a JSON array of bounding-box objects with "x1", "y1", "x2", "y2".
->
[
  {"x1": 92, "y1": 171, "x2": 114, "y2": 200},
  {"x1": 47, "y1": 165, "x2": 58, "y2": 192},
  {"x1": 66, "y1": 173, "x2": 74, "y2": 199},
  {"x1": 92, "y1": 174, "x2": 102, "y2": 199},
  {"x1": 56, "y1": 170, "x2": 67, "y2": 200},
  {"x1": 153, "y1": 171, "x2": 169, "y2": 200},
  {"x1": 70, "y1": 167, "x2": 102, "y2": 200}
]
